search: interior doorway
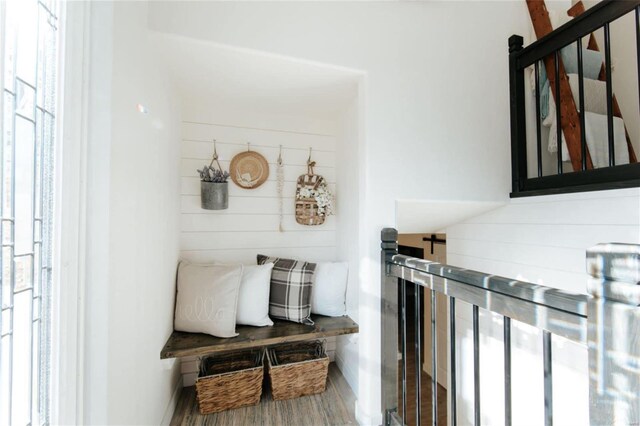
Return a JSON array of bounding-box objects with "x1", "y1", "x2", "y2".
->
[{"x1": 397, "y1": 233, "x2": 448, "y2": 426}]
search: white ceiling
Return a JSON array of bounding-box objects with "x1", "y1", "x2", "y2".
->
[{"x1": 151, "y1": 33, "x2": 361, "y2": 121}]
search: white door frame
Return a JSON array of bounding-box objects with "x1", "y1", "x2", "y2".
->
[{"x1": 50, "y1": 2, "x2": 91, "y2": 424}]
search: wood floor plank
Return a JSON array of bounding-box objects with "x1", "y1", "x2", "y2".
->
[{"x1": 171, "y1": 363, "x2": 356, "y2": 426}]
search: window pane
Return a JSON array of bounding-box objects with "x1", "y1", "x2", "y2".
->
[{"x1": 1, "y1": 1, "x2": 60, "y2": 424}]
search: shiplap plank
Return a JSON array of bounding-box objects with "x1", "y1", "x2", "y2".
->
[
  {"x1": 181, "y1": 177, "x2": 336, "y2": 198},
  {"x1": 182, "y1": 140, "x2": 336, "y2": 166},
  {"x1": 181, "y1": 359, "x2": 198, "y2": 374},
  {"x1": 182, "y1": 195, "x2": 340, "y2": 217},
  {"x1": 182, "y1": 159, "x2": 336, "y2": 182},
  {"x1": 180, "y1": 340, "x2": 338, "y2": 370},
  {"x1": 446, "y1": 253, "x2": 587, "y2": 294},
  {"x1": 181, "y1": 122, "x2": 336, "y2": 151},
  {"x1": 183, "y1": 373, "x2": 198, "y2": 387},
  {"x1": 181, "y1": 195, "x2": 296, "y2": 215},
  {"x1": 463, "y1": 196, "x2": 640, "y2": 226},
  {"x1": 180, "y1": 230, "x2": 336, "y2": 251},
  {"x1": 446, "y1": 223, "x2": 640, "y2": 250},
  {"x1": 179, "y1": 246, "x2": 338, "y2": 264},
  {"x1": 180, "y1": 350, "x2": 338, "y2": 377},
  {"x1": 509, "y1": 187, "x2": 640, "y2": 204},
  {"x1": 181, "y1": 213, "x2": 336, "y2": 233},
  {"x1": 447, "y1": 238, "x2": 584, "y2": 273}
]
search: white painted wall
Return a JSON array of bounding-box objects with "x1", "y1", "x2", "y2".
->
[
  {"x1": 82, "y1": 2, "x2": 182, "y2": 424},
  {"x1": 446, "y1": 188, "x2": 640, "y2": 425},
  {"x1": 148, "y1": 2, "x2": 531, "y2": 423},
  {"x1": 177, "y1": 102, "x2": 347, "y2": 386},
  {"x1": 335, "y1": 90, "x2": 365, "y2": 396}
]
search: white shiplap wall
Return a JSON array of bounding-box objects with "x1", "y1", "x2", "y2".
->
[
  {"x1": 446, "y1": 188, "x2": 640, "y2": 294},
  {"x1": 445, "y1": 188, "x2": 640, "y2": 426},
  {"x1": 179, "y1": 118, "x2": 339, "y2": 386}
]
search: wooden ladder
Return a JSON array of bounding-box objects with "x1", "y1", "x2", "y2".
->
[{"x1": 526, "y1": 0, "x2": 637, "y2": 171}]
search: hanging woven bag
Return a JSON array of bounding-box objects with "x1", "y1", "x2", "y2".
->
[{"x1": 295, "y1": 160, "x2": 326, "y2": 226}]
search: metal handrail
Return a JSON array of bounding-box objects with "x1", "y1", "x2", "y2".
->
[
  {"x1": 388, "y1": 259, "x2": 587, "y2": 346},
  {"x1": 516, "y1": 0, "x2": 639, "y2": 69},
  {"x1": 389, "y1": 254, "x2": 587, "y2": 317},
  {"x1": 380, "y1": 227, "x2": 640, "y2": 426}
]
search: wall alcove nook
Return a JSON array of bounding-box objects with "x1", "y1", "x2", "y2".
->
[{"x1": 152, "y1": 33, "x2": 366, "y2": 398}]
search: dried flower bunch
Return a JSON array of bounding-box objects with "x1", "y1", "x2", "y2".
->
[
  {"x1": 198, "y1": 165, "x2": 230, "y2": 183},
  {"x1": 297, "y1": 182, "x2": 334, "y2": 216}
]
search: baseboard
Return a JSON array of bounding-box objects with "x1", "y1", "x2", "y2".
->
[
  {"x1": 355, "y1": 400, "x2": 384, "y2": 426},
  {"x1": 335, "y1": 351, "x2": 358, "y2": 398},
  {"x1": 160, "y1": 378, "x2": 182, "y2": 426}
]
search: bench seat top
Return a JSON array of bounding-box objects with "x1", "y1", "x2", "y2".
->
[{"x1": 160, "y1": 314, "x2": 359, "y2": 359}]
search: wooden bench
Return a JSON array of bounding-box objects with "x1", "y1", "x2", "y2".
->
[{"x1": 160, "y1": 315, "x2": 359, "y2": 359}]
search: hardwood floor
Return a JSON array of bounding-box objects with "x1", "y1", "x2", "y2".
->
[
  {"x1": 398, "y1": 359, "x2": 448, "y2": 426},
  {"x1": 170, "y1": 363, "x2": 357, "y2": 426}
]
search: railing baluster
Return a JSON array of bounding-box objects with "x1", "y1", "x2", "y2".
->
[
  {"x1": 431, "y1": 289, "x2": 437, "y2": 426},
  {"x1": 380, "y1": 229, "x2": 399, "y2": 426},
  {"x1": 554, "y1": 50, "x2": 562, "y2": 175},
  {"x1": 504, "y1": 317, "x2": 512, "y2": 426},
  {"x1": 636, "y1": 7, "x2": 640, "y2": 117},
  {"x1": 543, "y1": 331, "x2": 553, "y2": 426},
  {"x1": 473, "y1": 305, "x2": 481, "y2": 426},
  {"x1": 450, "y1": 297, "x2": 457, "y2": 426},
  {"x1": 577, "y1": 38, "x2": 587, "y2": 171},
  {"x1": 604, "y1": 23, "x2": 615, "y2": 167},
  {"x1": 415, "y1": 285, "x2": 422, "y2": 426},
  {"x1": 534, "y1": 61, "x2": 543, "y2": 177},
  {"x1": 401, "y1": 280, "x2": 408, "y2": 424}
]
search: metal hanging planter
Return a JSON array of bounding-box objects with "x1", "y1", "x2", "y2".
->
[
  {"x1": 198, "y1": 140, "x2": 230, "y2": 210},
  {"x1": 201, "y1": 181, "x2": 228, "y2": 210}
]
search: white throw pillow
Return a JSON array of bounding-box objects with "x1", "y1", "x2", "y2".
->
[
  {"x1": 311, "y1": 262, "x2": 348, "y2": 317},
  {"x1": 236, "y1": 263, "x2": 274, "y2": 327},
  {"x1": 174, "y1": 262, "x2": 243, "y2": 338}
]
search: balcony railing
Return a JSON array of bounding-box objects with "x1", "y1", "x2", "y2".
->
[
  {"x1": 380, "y1": 228, "x2": 640, "y2": 426},
  {"x1": 509, "y1": 0, "x2": 640, "y2": 197}
]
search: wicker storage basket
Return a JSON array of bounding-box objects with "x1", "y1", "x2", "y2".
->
[
  {"x1": 267, "y1": 340, "x2": 329, "y2": 401},
  {"x1": 195, "y1": 349, "x2": 264, "y2": 414}
]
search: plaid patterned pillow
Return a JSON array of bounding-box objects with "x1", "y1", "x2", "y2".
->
[{"x1": 257, "y1": 254, "x2": 316, "y2": 325}]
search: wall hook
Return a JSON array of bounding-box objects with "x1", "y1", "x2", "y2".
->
[
  {"x1": 307, "y1": 147, "x2": 313, "y2": 164},
  {"x1": 247, "y1": 142, "x2": 251, "y2": 152},
  {"x1": 277, "y1": 145, "x2": 283, "y2": 165}
]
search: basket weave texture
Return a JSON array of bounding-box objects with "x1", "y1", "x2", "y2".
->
[
  {"x1": 267, "y1": 341, "x2": 329, "y2": 401},
  {"x1": 295, "y1": 174, "x2": 326, "y2": 226},
  {"x1": 195, "y1": 350, "x2": 264, "y2": 414}
]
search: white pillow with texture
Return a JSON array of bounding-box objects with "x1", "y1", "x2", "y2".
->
[
  {"x1": 311, "y1": 262, "x2": 348, "y2": 317},
  {"x1": 174, "y1": 262, "x2": 243, "y2": 338},
  {"x1": 236, "y1": 263, "x2": 274, "y2": 327}
]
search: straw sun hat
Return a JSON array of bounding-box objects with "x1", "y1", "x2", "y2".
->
[{"x1": 229, "y1": 150, "x2": 270, "y2": 189}]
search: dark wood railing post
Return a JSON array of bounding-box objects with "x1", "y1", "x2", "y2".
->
[
  {"x1": 587, "y1": 243, "x2": 640, "y2": 425},
  {"x1": 509, "y1": 35, "x2": 526, "y2": 195},
  {"x1": 381, "y1": 228, "x2": 399, "y2": 425}
]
